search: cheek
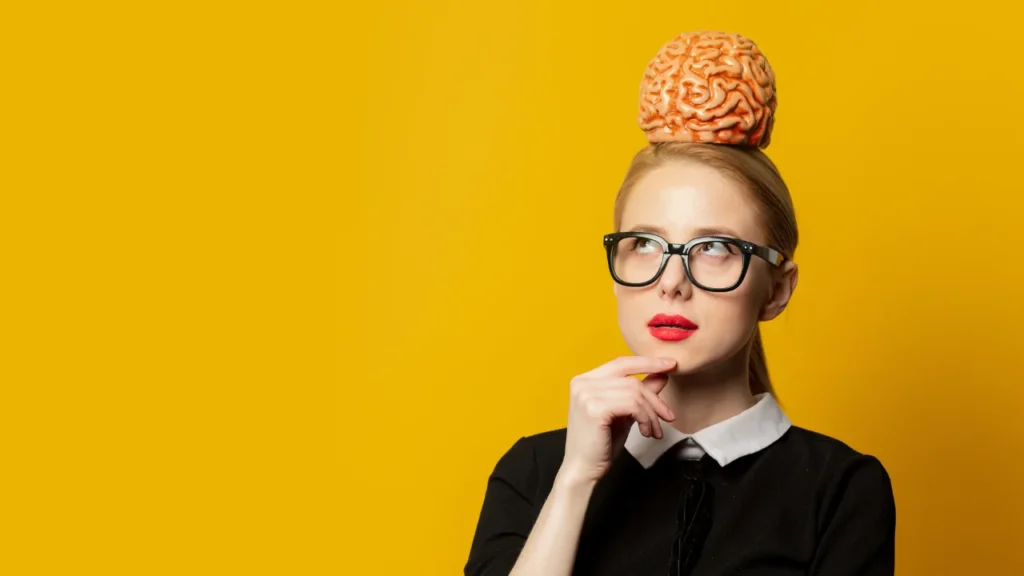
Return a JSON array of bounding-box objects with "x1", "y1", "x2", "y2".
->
[
  {"x1": 701, "y1": 293, "x2": 760, "y2": 340},
  {"x1": 712, "y1": 277, "x2": 766, "y2": 329},
  {"x1": 694, "y1": 280, "x2": 765, "y2": 347},
  {"x1": 614, "y1": 288, "x2": 638, "y2": 327},
  {"x1": 614, "y1": 288, "x2": 648, "y2": 350},
  {"x1": 731, "y1": 278, "x2": 767, "y2": 320},
  {"x1": 740, "y1": 265, "x2": 773, "y2": 317}
]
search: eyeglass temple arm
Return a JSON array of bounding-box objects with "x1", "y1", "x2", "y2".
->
[{"x1": 755, "y1": 245, "x2": 786, "y2": 266}]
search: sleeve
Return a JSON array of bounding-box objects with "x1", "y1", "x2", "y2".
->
[
  {"x1": 464, "y1": 437, "x2": 541, "y2": 576},
  {"x1": 809, "y1": 455, "x2": 897, "y2": 575}
]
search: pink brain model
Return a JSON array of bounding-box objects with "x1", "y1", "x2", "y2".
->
[{"x1": 638, "y1": 31, "x2": 777, "y2": 148}]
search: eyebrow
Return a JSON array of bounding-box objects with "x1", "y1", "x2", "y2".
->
[{"x1": 625, "y1": 224, "x2": 745, "y2": 239}]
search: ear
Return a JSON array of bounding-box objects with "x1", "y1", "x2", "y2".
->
[{"x1": 759, "y1": 260, "x2": 798, "y2": 322}]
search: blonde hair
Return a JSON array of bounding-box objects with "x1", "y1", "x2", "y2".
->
[{"x1": 613, "y1": 142, "x2": 798, "y2": 397}]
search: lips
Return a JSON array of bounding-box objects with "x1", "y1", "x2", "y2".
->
[
  {"x1": 648, "y1": 313, "x2": 698, "y2": 341},
  {"x1": 648, "y1": 314, "x2": 698, "y2": 329}
]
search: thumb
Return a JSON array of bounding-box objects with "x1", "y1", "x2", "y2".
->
[{"x1": 641, "y1": 372, "x2": 670, "y2": 395}]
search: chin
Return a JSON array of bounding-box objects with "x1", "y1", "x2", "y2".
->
[
  {"x1": 636, "y1": 337, "x2": 711, "y2": 375},
  {"x1": 626, "y1": 323, "x2": 753, "y2": 378},
  {"x1": 664, "y1": 355, "x2": 711, "y2": 375}
]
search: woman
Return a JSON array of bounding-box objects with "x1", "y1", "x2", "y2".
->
[{"x1": 465, "y1": 31, "x2": 896, "y2": 575}]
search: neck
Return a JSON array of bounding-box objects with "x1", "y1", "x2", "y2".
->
[{"x1": 659, "y1": 356, "x2": 757, "y2": 434}]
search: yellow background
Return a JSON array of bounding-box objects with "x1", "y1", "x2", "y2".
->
[{"x1": 3, "y1": 1, "x2": 1023, "y2": 574}]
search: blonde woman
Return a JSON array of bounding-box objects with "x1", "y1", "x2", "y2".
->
[{"x1": 466, "y1": 31, "x2": 895, "y2": 576}]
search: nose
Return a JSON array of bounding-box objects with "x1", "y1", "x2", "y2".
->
[{"x1": 657, "y1": 254, "x2": 693, "y2": 299}]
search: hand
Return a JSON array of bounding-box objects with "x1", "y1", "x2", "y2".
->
[{"x1": 557, "y1": 356, "x2": 677, "y2": 487}]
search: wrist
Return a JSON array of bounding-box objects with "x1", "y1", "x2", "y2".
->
[{"x1": 553, "y1": 465, "x2": 599, "y2": 494}]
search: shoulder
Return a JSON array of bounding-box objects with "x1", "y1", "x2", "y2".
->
[
  {"x1": 778, "y1": 426, "x2": 893, "y2": 484},
  {"x1": 778, "y1": 424, "x2": 892, "y2": 463},
  {"x1": 779, "y1": 426, "x2": 891, "y2": 477},
  {"x1": 488, "y1": 428, "x2": 567, "y2": 500},
  {"x1": 492, "y1": 427, "x2": 567, "y2": 473},
  {"x1": 777, "y1": 426, "x2": 895, "y2": 519}
]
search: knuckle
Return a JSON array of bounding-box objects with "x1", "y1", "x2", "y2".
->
[{"x1": 570, "y1": 377, "x2": 593, "y2": 397}]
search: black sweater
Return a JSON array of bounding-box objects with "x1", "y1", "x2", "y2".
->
[{"x1": 466, "y1": 426, "x2": 895, "y2": 575}]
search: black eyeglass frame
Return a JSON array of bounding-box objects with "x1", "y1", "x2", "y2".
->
[{"x1": 603, "y1": 232, "x2": 788, "y2": 292}]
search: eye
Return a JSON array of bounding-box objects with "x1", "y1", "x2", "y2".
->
[
  {"x1": 630, "y1": 238, "x2": 660, "y2": 254},
  {"x1": 697, "y1": 241, "x2": 735, "y2": 256}
]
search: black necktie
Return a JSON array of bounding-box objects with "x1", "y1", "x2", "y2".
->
[{"x1": 667, "y1": 455, "x2": 714, "y2": 576}]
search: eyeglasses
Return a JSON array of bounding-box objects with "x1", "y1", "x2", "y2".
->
[{"x1": 603, "y1": 232, "x2": 787, "y2": 292}]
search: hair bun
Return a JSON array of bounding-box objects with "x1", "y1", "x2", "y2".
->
[{"x1": 638, "y1": 31, "x2": 777, "y2": 148}]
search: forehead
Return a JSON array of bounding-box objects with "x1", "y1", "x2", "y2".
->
[{"x1": 620, "y1": 160, "x2": 765, "y2": 243}]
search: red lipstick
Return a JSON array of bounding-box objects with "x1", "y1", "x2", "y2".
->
[{"x1": 648, "y1": 313, "x2": 698, "y2": 341}]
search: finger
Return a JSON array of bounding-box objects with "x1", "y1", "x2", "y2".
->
[
  {"x1": 647, "y1": 397, "x2": 663, "y2": 436},
  {"x1": 586, "y1": 356, "x2": 677, "y2": 379},
  {"x1": 635, "y1": 393, "x2": 663, "y2": 439},
  {"x1": 599, "y1": 390, "x2": 656, "y2": 438},
  {"x1": 602, "y1": 379, "x2": 670, "y2": 434},
  {"x1": 638, "y1": 392, "x2": 664, "y2": 439},
  {"x1": 640, "y1": 372, "x2": 671, "y2": 396},
  {"x1": 639, "y1": 380, "x2": 675, "y2": 422}
]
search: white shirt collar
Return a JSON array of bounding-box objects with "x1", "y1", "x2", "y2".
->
[{"x1": 623, "y1": 393, "x2": 791, "y2": 469}]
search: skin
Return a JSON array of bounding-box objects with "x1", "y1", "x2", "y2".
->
[
  {"x1": 509, "y1": 159, "x2": 799, "y2": 576},
  {"x1": 613, "y1": 160, "x2": 798, "y2": 437}
]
